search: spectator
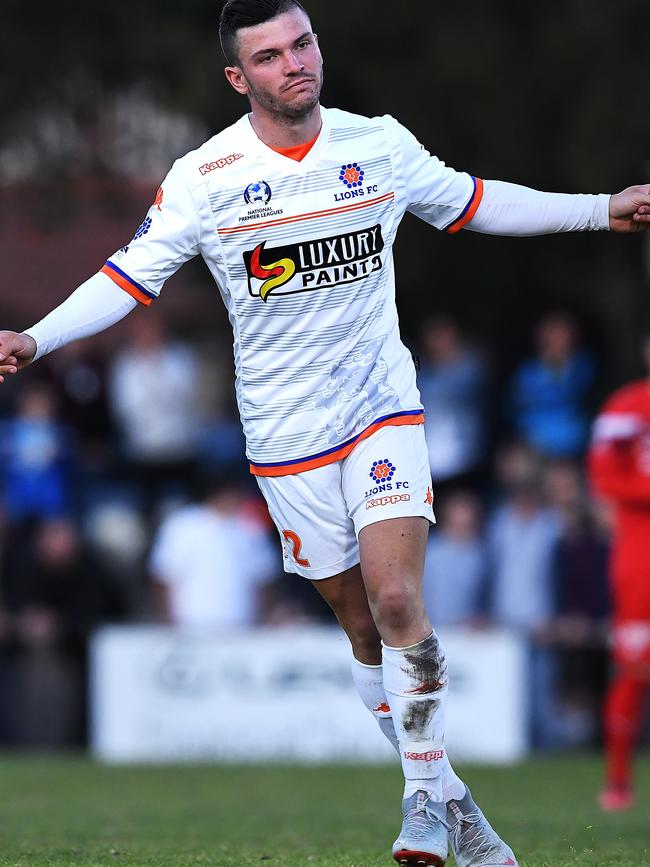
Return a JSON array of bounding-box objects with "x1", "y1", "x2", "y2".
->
[
  {"x1": 149, "y1": 474, "x2": 277, "y2": 629},
  {"x1": 487, "y1": 471, "x2": 563, "y2": 749},
  {"x1": 43, "y1": 341, "x2": 114, "y2": 468},
  {"x1": 548, "y1": 502, "x2": 611, "y2": 748},
  {"x1": 108, "y1": 314, "x2": 203, "y2": 516},
  {"x1": 423, "y1": 491, "x2": 487, "y2": 627},
  {"x1": 418, "y1": 316, "x2": 490, "y2": 492},
  {"x1": 0, "y1": 384, "x2": 75, "y2": 523},
  {"x1": 509, "y1": 312, "x2": 596, "y2": 458},
  {"x1": 2, "y1": 517, "x2": 126, "y2": 745}
]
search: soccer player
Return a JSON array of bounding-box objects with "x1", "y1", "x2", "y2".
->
[
  {"x1": 1, "y1": 1, "x2": 649, "y2": 863},
  {"x1": 588, "y1": 340, "x2": 650, "y2": 812}
]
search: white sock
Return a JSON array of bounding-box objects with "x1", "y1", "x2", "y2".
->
[
  {"x1": 350, "y1": 657, "x2": 400, "y2": 752},
  {"x1": 350, "y1": 656, "x2": 466, "y2": 802},
  {"x1": 382, "y1": 632, "x2": 449, "y2": 802}
]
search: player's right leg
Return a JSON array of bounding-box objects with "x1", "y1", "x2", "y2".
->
[{"x1": 600, "y1": 620, "x2": 650, "y2": 811}]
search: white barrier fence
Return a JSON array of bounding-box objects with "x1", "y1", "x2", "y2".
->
[{"x1": 90, "y1": 625, "x2": 528, "y2": 764}]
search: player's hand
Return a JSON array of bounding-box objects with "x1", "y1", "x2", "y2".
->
[
  {"x1": 0, "y1": 331, "x2": 37, "y2": 383},
  {"x1": 609, "y1": 184, "x2": 650, "y2": 233}
]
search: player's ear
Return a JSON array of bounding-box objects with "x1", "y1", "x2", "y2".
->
[{"x1": 224, "y1": 65, "x2": 249, "y2": 96}]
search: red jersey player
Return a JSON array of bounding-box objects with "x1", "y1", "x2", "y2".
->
[{"x1": 588, "y1": 344, "x2": 650, "y2": 811}]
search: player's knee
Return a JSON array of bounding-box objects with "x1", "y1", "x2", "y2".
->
[{"x1": 371, "y1": 584, "x2": 425, "y2": 635}]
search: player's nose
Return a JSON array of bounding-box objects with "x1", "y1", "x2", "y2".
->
[{"x1": 284, "y1": 50, "x2": 304, "y2": 74}]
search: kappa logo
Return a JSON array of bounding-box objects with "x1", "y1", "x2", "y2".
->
[
  {"x1": 403, "y1": 749, "x2": 445, "y2": 762},
  {"x1": 372, "y1": 702, "x2": 391, "y2": 714},
  {"x1": 424, "y1": 486, "x2": 433, "y2": 506},
  {"x1": 243, "y1": 224, "x2": 384, "y2": 301},
  {"x1": 153, "y1": 187, "x2": 163, "y2": 211},
  {"x1": 366, "y1": 493, "x2": 411, "y2": 510},
  {"x1": 199, "y1": 153, "x2": 244, "y2": 175}
]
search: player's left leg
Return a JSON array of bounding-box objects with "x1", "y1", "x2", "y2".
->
[{"x1": 341, "y1": 424, "x2": 517, "y2": 867}]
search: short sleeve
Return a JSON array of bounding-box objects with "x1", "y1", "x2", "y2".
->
[
  {"x1": 393, "y1": 120, "x2": 483, "y2": 234},
  {"x1": 101, "y1": 159, "x2": 200, "y2": 305}
]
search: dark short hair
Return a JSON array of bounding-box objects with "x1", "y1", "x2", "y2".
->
[{"x1": 219, "y1": 0, "x2": 309, "y2": 66}]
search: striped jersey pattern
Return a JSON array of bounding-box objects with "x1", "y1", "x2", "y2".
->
[{"x1": 101, "y1": 108, "x2": 483, "y2": 476}]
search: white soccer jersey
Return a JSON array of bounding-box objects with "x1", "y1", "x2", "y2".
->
[{"x1": 100, "y1": 107, "x2": 482, "y2": 476}]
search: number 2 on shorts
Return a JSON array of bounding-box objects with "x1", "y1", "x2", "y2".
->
[{"x1": 282, "y1": 529, "x2": 310, "y2": 567}]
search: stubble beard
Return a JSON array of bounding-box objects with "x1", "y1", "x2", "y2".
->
[{"x1": 247, "y1": 69, "x2": 323, "y2": 123}]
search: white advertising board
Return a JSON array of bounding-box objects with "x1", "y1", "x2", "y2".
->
[{"x1": 90, "y1": 625, "x2": 527, "y2": 764}]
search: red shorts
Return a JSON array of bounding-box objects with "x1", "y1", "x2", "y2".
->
[{"x1": 612, "y1": 621, "x2": 650, "y2": 667}]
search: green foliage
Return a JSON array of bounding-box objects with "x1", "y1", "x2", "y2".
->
[{"x1": 0, "y1": 755, "x2": 648, "y2": 866}]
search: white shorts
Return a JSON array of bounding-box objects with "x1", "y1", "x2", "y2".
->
[{"x1": 256, "y1": 423, "x2": 435, "y2": 580}]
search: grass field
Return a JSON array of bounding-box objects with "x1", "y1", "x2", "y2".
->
[{"x1": 1, "y1": 755, "x2": 648, "y2": 866}]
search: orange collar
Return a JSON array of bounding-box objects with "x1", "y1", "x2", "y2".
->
[{"x1": 270, "y1": 133, "x2": 319, "y2": 161}]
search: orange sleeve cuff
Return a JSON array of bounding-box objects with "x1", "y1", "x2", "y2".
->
[
  {"x1": 101, "y1": 263, "x2": 154, "y2": 307},
  {"x1": 446, "y1": 177, "x2": 484, "y2": 235}
]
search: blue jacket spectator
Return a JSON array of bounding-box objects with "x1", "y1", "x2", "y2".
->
[
  {"x1": 509, "y1": 313, "x2": 595, "y2": 457},
  {"x1": 0, "y1": 385, "x2": 74, "y2": 522}
]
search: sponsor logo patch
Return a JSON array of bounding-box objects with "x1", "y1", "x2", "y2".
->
[
  {"x1": 244, "y1": 180, "x2": 273, "y2": 206},
  {"x1": 369, "y1": 459, "x2": 396, "y2": 485},
  {"x1": 339, "y1": 162, "x2": 365, "y2": 189},
  {"x1": 133, "y1": 216, "x2": 152, "y2": 240},
  {"x1": 199, "y1": 153, "x2": 243, "y2": 175},
  {"x1": 243, "y1": 224, "x2": 384, "y2": 301}
]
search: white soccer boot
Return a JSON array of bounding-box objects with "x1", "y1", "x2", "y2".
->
[
  {"x1": 392, "y1": 790, "x2": 450, "y2": 866},
  {"x1": 446, "y1": 786, "x2": 518, "y2": 867}
]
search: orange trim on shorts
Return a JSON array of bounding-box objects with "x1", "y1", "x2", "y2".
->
[
  {"x1": 250, "y1": 414, "x2": 425, "y2": 477},
  {"x1": 446, "y1": 177, "x2": 484, "y2": 234}
]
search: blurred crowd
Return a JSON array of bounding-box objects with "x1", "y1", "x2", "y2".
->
[{"x1": 0, "y1": 307, "x2": 619, "y2": 751}]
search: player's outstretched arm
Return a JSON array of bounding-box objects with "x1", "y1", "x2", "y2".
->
[
  {"x1": 0, "y1": 332, "x2": 37, "y2": 383},
  {"x1": 0, "y1": 271, "x2": 137, "y2": 385},
  {"x1": 466, "y1": 180, "x2": 650, "y2": 236},
  {"x1": 609, "y1": 185, "x2": 650, "y2": 233}
]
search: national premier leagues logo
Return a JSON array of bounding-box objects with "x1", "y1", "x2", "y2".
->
[
  {"x1": 244, "y1": 181, "x2": 272, "y2": 206},
  {"x1": 369, "y1": 459, "x2": 396, "y2": 485}
]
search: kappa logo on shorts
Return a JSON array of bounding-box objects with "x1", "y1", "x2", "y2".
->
[
  {"x1": 369, "y1": 459, "x2": 396, "y2": 485},
  {"x1": 366, "y1": 493, "x2": 411, "y2": 510},
  {"x1": 424, "y1": 486, "x2": 434, "y2": 506}
]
